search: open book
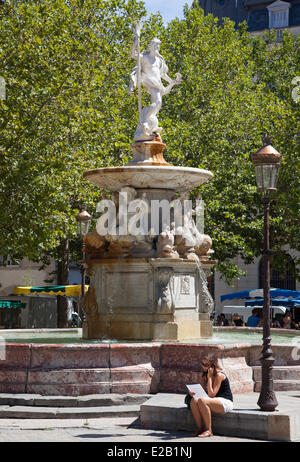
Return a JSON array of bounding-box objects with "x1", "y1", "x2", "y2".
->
[{"x1": 186, "y1": 383, "x2": 209, "y2": 399}]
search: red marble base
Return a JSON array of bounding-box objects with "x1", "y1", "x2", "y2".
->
[{"x1": 3, "y1": 342, "x2": 298, "y2": 396}]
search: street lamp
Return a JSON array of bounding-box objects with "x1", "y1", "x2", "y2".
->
[
  {"x1": 251, "y1": 134, "x2": 282, "y2": 412},
  {"x1": 76, "y1": 209, "x2": 92, "y2": 321}
]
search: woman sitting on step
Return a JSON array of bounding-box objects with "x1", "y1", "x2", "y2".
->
[{"x1": 185, "y1": 356, "x2": 233, "y2": 438}]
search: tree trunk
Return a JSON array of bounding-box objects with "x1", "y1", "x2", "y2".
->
[{"x1": 57, "y1": 238, "x2": 70, "y2": 328}]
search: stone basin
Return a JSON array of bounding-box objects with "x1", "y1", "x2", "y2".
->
[
  {"x1": 1, "y1": 329, "x2": 300, "y2": 396},
  {"x1": 83, "y1": 166, "x2": 213, "y2": 192}
]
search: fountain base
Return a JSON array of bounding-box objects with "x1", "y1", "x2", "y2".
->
[
  {"x1": 83, "y1": 313, "x2": 212, "y2": 341},
  {"x1": 83, "y1": 258, "x2": 214, "y2": 341}
]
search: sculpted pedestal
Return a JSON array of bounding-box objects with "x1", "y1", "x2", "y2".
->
[{"x1": 82, "y1": 258, "x2": 214, "y2": 341}]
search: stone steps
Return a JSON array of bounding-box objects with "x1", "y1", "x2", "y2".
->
[
  {"x1": 0, "y1": 393, "x2": 152, "y2": 419},
  {"x1": 0, "y1": 404, "x2": 140, "y2": 419},
  {"x1": 255, "y1": 380, "x2": 300, "y2": 392},
  {"x1": 0, "y1": 393, "x2": 151, "y2": 407},
  {"x1": 253, "y1": 366, "x2": 300, "y2": 391},
  {"x1": 0, "y1": 367, "x2": 156, "y2": 395},
  {"x1": 1, "y1": 343, "x2": 256, "y2": 396},
  {"x1": 253, "y1": 365, "x2": 300, "y2": 381}
]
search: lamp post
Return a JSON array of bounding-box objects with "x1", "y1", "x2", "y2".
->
[
  {"x1": 251, "y1": 135, "x2": 282, "y2": 412},
  {"x1": 76, "y1": 209, "x2": 92, "y2": 322}
]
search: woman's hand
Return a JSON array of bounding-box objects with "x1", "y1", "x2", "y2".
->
[{"x1": 207, "y1": 367, "x2": 214, "y2": 378}]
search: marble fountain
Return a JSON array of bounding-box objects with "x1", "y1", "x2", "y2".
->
[
  {"x1": 1, "y1": 31, "x2": 299, "y2": 397},
  {"x1": 81, "y1": 32, "x2": 215, "y2": 343}
]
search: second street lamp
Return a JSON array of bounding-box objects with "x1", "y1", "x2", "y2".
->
[
  {"x1": 76, "y1": 209, "x2": 92, "y2": 322},
  {"x1": 251, "y1": 135, "x2": 282, "y2": 412}
]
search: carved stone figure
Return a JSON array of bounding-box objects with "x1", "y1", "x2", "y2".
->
[
  {"x1": 157, "y1": 224, "x2": 179, "y2": 259},
  {"x1": 195, "y1": 234, "x2": 213, "y2": 257},
  {"x1": 156, "y1": 267, "x2": 174, "y2": 314},
  {"x1": 129, "y1": 26, "x2": 182, "y2": 141},
  {"x1": 82, "y1": 286, "x2": 99, "y2": 317},
  {"x1": 105, "y1": 234, "x2": 135, "y2": 258},
  {"x1": 173, "y1": 192, "x2": 213, "y2": 259},
  {"x1": 180, "y1": 275, "x2": 191, "y2": 295},
  {"x1": 83, "y1": 231, "x2": 106, "y2": 258},
  {"x1": 130, "y1": 235, "x2": 155, "y2": 257}
]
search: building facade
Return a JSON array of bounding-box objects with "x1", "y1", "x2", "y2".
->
[
  {"x1": 0, "y1": 258, "x2": 82, "y2": 328},
  {"x1": 0, "y1": 257, "x2": 56, "y2": 296},
  {"x1": 198, "y1": 0, "x2": 300, "y2": 37}
]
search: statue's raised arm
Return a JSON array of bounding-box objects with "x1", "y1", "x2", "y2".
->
[{"x1": 128, "y1": 26, "x2": 182, "y2": 142}]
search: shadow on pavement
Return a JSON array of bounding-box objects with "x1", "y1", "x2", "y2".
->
[{"x1": 74, "y1": 433, "x2": 125, "y2": 439}]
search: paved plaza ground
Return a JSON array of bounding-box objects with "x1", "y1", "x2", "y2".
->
[
  {"x1": 0, "y1": 416, "x2": 265, "y2": 443},
  {"x1": 0, "y1": 391, "x2": 299, "y2": 444}
]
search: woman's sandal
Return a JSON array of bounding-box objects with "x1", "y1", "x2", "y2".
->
[
  {"x1": 192, "y1": 429, "x2": 202, "y2": 437},
  {"x1": 197, "y1": 430, "x2": 213, "y2": 438}
]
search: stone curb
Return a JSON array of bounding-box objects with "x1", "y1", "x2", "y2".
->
[
  {"x1": 0, "y1": 393, "x2": 151, "y2": 408},
  {"x1": 0, "y1": 404, "x2": 141, "y2": 419},
  {"x1": 140, "y1": 393, "x2": 300, "y2": 442}
]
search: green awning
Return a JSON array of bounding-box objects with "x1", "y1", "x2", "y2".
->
[
  {"x1": 13, "y1": 285, "x2": 88, "y2": 297},
  {"x1": 0, "y1": 301, "x2": 26, "y2": 309}
]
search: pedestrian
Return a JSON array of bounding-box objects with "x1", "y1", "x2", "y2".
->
[
  {"x1": 282, "y1": 311, "x2": 298, "y2": 329},
  {"x1": 231, "y1": 313, "x2": 245, "y2": 327},
  {"x1": 256, "y1": 308, "x2": 263, "y2": 327},
  {"x1": 216, "y1": 313, "x2": 229, "y2": 326},
  {"x1": 185, "y1": 356, "x2": 233, "y2": 438},
  {"x1": 273, "y1": 313, "x2": 284, "y2": 328},
  {"x1": 246, "y1": 308, "x2": 261, "y2": 327}
]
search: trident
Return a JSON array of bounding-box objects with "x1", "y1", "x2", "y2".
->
[{"x1": 134, "y1": 23, "x2": 142, "y2": 123}]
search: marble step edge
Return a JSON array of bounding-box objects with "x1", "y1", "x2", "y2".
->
[
  {"x1": 0, "y1": 404, "x2": 141, "y2": 419},
  {"x1": 0, "y1": 392, "x2": 152, "y2": 407}
]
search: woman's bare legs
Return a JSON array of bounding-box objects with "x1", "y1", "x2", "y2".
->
[
  {"x1": 196, "y1": 398, "x2": 225, "y2": 438},
  {"x1": 190, "y1": 398, "x2": 204, "y2": 436}
]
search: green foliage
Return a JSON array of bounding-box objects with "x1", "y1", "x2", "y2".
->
[
  {"x1": 0, "y1": 1, "x2": 299, "y2": 282},
  {"x1": 159, "y1": 6, "x2": 300, "y2": 282},
  {"x1": 0, "y1": 0, "x2": 145, "y2": 264}
]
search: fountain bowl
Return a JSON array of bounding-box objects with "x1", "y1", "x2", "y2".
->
[{"x1": 83, "y1": 166, "x2": 213, "y2": 191}]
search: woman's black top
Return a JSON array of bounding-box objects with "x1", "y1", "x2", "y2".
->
[{"x1": 216, "y1": 373, "x2": 233, "y2": 401}]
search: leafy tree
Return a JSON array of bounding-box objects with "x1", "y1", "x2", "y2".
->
[
  {"x1": 153, "y1": 4, "x2": 300, "y2": 282},
  {"x1": 0, "y1": 0, "x2": 145, "y2": 256},
  {"x1": 249, "y1": 29, "x2": 300, "y2": 278},
  {"x1": 0, "y1": 0, "x2": 146, "y2": 325},
  {"x1": 0, "y1": 0, "x2": 299, "y2": 324}
]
